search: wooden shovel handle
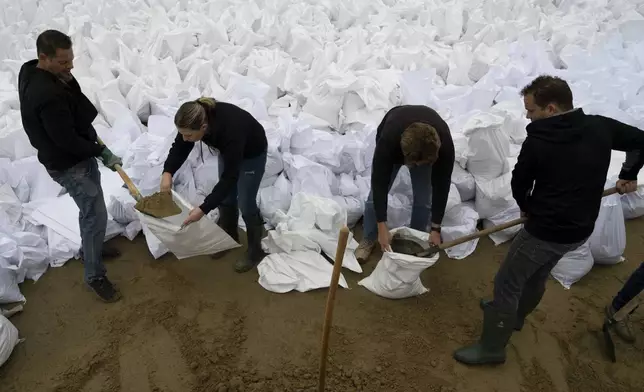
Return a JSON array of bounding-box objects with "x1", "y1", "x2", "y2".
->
[
  {"x1": 418, "y1": 186, "x2": 621, "y2": 257},
  {"x1": 96, "y1": 137, "x2": 143, "y2": 202},
  {"x1": 318, "y1": 226, "x2": 350, "y2": 392}
]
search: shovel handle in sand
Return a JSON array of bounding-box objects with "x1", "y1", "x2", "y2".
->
[
  {"x1": 318, "y1": 226, "x2": 350, "y2": 392},
  {"x1": 96, "y1": 136, "x2": 143, "y2": 202},
  {"x1": 416, "y1": 186, "x2": 624, "y2": 258}
]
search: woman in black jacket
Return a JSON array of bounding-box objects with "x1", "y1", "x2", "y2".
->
[{"x1": 160, "y1": 98, "x2": 268, "y2": 273}]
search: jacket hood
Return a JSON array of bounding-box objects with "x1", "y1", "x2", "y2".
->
[
  {"x1": 525, "y1": 108, "x2": 586, "y2": 144},
  {"x1": 18, "y1": 59, "x2": 51, "y2": 98}
]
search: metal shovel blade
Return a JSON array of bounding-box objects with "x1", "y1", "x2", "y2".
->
[{"x1": 602, "y1": 321, "x2": 617, "y2": 363}]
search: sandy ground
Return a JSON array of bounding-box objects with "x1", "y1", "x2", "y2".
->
[{"x1": 1, "y1": 219, "x2": 644, "y2": 392}]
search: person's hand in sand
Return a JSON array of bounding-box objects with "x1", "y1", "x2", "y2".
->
[
  {"x1": 160, "y1": 172, "x2": 173, "y2": 193},
  {"x1": 182, "y1": 207, "x2": 205, "y2": 227}
]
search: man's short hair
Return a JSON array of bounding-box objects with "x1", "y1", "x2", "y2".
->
[
  {"x1": 400, "y1": 122, "x2": 441, "y2": 165},
  {"x1": 36, "y1": 30, "x2": 72, "y2": 58},
  {"x1": 520, "y1": 75, "x2": 574, "y2": 111}
]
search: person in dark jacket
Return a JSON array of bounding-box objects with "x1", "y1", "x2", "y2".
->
[
  {"x1": 160, "y1": 98, "x2": 268, "y2": 273},
  {"x1": 454, "y1": 75, "x2": 644, "y2": 366},
  {"x1": 18, "y1": 30, "x2": 123, "y2": 303},
  {"x1": 354, "y1": 105, "x2": 455, "y2": 263}
]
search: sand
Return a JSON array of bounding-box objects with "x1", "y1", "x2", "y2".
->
[
  {"x1": 134, "y1": 192, "x2": 182, "y2": 219},
  {"x1": 1, "y1": 221, "x2": 643, "y2": 391}
]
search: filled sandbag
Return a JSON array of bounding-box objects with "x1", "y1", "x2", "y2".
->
[{"x1": 551, "y1": 241, "x2": 593, "y2": 290}]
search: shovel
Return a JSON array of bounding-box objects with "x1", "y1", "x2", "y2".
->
[
  {"x1": 602, "y1": 290, "x2": 644, "y2": 363},
  {"x1": 96, "y1": 137, "x2": 181, "y2": 219},
  {"x1": 416, "y1": 186, "x2": 623, "y2": 258}
]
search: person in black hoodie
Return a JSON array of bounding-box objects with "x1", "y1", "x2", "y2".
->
[
  {"x1": 354, "y1": 105, "x2": 455, "y2": 263},
  {"x1": 161, "y1": 98, "x2": 268, "y2": 273},
  {"x1": 18, "y1": 30, "x2": 123, "y2": 303},
  {"x1": 454, "y1": 75, "x2": 644, "y2": 366}
]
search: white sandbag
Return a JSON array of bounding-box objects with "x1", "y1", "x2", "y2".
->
[
  {"x1": 551, "y1": 241, "x2": 593, "y2": 290},
  {"x1": 0, "y1": 314, "x2": 19, "y2": 367},
  {"x1": 0, "y1": 268, "x2": 25, "y2": 304},
  {"x1": 257, "y1": 251, "x2": 349, "y2": 293},
  {"x1": 484, "y1": 204, "x2": 522, "y2": 245},
  {"x1": 474, "y1": 172, "x2": 515, "y2": 219},
  {"x1": 621, "y1": 187, "x2": 644, "y2": 219},
  {"x1": 138, "y1": 190, "x2": 240, "y2": 260},
  {"x1": 451, "y1": 163, "x2": 476, "y2": 202},
  {"x1": 386, "y1": 194, "x2": 412, "y2": 230},
  {"x1": 441, "y1": 202, "x2": 479, "y2": 260},
  {"x1": 464, "y1": 111, "x2": 511, "y2": 180},
  {"x1": 258, "y1": 173, "x2": 292, "y2": 226},
  {"x1": 446, "y1": 183, "x2": 462, "y2": 213},
  {"x1": 589, "y1": 192, "x2": 626, "y2": 265},
  {"x1": 358, "y1": 227, "x2": 439, "y2": 299}
]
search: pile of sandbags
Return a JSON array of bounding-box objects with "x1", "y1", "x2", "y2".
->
[{"x1": 0, "y1": 0, "x2": 643, "y2": 300}]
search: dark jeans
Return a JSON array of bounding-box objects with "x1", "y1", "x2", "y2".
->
[
  {"x1": 218, "y1": 152, "x2": 267, "y2": 221},
  {"x1": 491, "y1": 229, "x2": 584, "y2": 315},
  {"x1": 48, "y1": 159, "x2": 107, "y2": 283},
  {"x1": 611, "y1": 262, "x2": 644, "y2": 313},
  {"x1": 362, "y1": 164, "x2": 432, "y2": 241}
]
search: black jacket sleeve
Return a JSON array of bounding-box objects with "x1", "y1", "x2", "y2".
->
[
  {"x1": 371, "y1": 142, "x2": 395, "y2": 223},
  {"x1": 163, "y1": 133, "x2": 194, "y2": 175},
  {"x1": 602, "y1": 116, "x2": 644, "y2": 180},
  {"x1": 199, "y1": 136, "x2": 245, "y2": 215},
  {"x1": 39, "y1": 97, "x2": 104, "y2": 158},
  {"x1": 430, "y1": 141, "x2": 455, "y2": 226},
  {"x1": 511, "y1": 137, "x2": 537, "y2": 212}
]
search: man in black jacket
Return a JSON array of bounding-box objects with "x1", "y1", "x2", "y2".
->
[
  {"x1": 18, "y1": 30, "x2": 123, "y2": 302},
  {"x1": 355, "y1": 105, "x2": 455, "y2": 262},
  {"x1": 454, "y1": 75, "x2": 644, "y2": 366}
]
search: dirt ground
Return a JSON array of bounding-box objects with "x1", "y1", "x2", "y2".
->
[{"x1": 1, "y1": 220, "x2": 644, "y2": 392}]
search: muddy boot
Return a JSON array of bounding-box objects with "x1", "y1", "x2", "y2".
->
[
  {"x1": 606, "y1": 305, "x2": 636, "y2": 343},
  {"x1": 355, "y1": 239, "x2": 376, "y2": 264},
  {"x1": 235, "y1": 212, "x2": 267, "y2": 273},
  {"x1": 454, "y1": 307, "x2": 515, "y2": 365},
  {"x1": 211, "y1": 205, "x2": 240, "y2": 260}
]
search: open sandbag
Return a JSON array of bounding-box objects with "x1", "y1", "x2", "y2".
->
[
  {"x1": 359, "y1": 227, "x2": 439, "y2": 299},
  {"x1": 138, "y1": 190, "x2": 240, "y2": 259}
]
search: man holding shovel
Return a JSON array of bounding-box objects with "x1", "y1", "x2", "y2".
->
[
  {"x1": 454, "y1": 75, "x2": 644, "y2": 366},
  {"x1": 354, "y1": 105, "x2": 455, "y2": 262},
  {"x1": 18, "y1": 30, "x2": 123, "y2": 303}
]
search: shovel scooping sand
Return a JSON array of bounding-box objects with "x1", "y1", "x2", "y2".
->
[{"x1": 97, "y1": 137, "x2": 181, "y2": 219}]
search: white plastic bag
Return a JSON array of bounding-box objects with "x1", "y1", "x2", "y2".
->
[
  {"x1": 257, "y1": 251, "x2": 349, "y2": 293},
  {"x1": 0, "y1": 314, "x2": 19, "y2": 367},
  {"x1": 358, "y1": 227, "x2": 439, "y2": 299},
  {"x1": 551, "y1": 241, "x2": 593, "y2": 290},
  {"x1": 451, "y1": 164, "x2": 476, "y2": 202},
  {"x1": 621, "y1": 188, "x2": 644, "y2": 219},
  {"x1": 442, "y1": 202, "x2": 480, "y2": 259},
  {"x1": 138, "y1": 190, "x2": 240, "y2": 259},
  {"x1": 589, "y1": 193, "x2": 626, "y2": 265},
  {"x1": 0, "y1": 268, "x2": 25, "y2": 304}
]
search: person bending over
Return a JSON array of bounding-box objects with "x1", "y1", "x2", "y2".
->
[
  {"x1": 160, "y1": 98, "x2": 268, "y2": 273},
  {"x1": 454, "y1": 75, "x2": 644, "y2": 366},
  {"x1": 354, "y1": 105, "x2": 455, "y2": 263}
]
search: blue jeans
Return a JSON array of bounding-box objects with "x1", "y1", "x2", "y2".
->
[
  {"x1": 611, "y1": 261, "x2": 644, "y2": 313},
  {"x1": 218, "y1": 152, "x2": 267, "y2": 220},
  {"x1": 48, "y1": 159, "x2": 107, "y2": 283},
  {"x1": 362, "y1": 164, "x2": 432, "y2": 241}
]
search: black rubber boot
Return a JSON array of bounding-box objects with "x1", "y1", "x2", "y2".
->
[
  {"x1": 234, "y1": 211, "x2": 267, "y2": 273},
  {"x1": 211, "y1": 205, "x2": 240, "y2": 260},
  {"x1": 454, "y1": 306, "x2": 515, "y2": 365}
]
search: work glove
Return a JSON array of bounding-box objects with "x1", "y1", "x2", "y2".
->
[{"x1": 99, "y1": 147, "x2": 123, "y2": 172}]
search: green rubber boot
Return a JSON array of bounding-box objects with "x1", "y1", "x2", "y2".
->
[{"x1": 454, "y1": 306, "x2": 515, "y2": 365}]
